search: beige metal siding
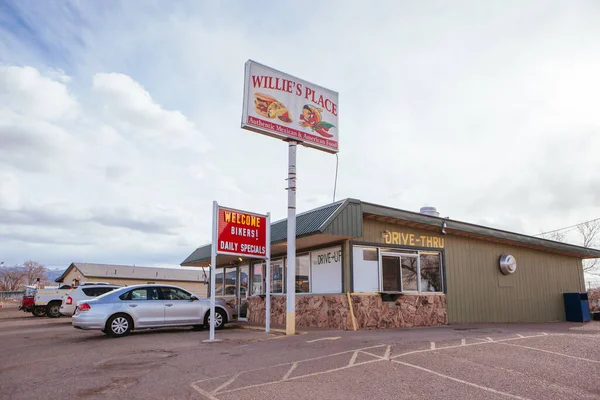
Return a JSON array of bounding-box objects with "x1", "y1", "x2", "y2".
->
[{"x1": 357, "y1": 219, "x2": 584, "y2": 323}]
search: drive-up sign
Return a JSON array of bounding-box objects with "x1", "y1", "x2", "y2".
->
[{"x1": 207, "y1": 202, "x2": 271, "y2": 342}]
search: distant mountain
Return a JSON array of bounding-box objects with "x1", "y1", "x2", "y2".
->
[{"x1": 46, "y1": 268, "x2": 65, "y2": 283}]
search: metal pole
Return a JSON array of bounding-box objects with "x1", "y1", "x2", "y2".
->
[
  {"x1": 266, "y1": 212, "x2": 271, "y2": 333},
  {"x1": 286, "y1": 141, "x2": 297, "y2": 335},
  {"x1": 209, "y1": 201, "x2": 217, "y2": 341}
]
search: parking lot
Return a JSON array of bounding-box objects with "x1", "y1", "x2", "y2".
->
[{"x1": 1, "y1": 304, "x2": 599, "y2": 400}]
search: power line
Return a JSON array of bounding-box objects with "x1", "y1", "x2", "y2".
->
[{"x1": 534, "y1": 217, "x2": 600, "y2": 237}]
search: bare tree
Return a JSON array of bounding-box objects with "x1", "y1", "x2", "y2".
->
[
  {"x1": 22, "y1": 260, "x2": 48, "y2": 285},
  {"x1": 0, "y1": 266, "x2": 25, "y2": 291},
  {"x1": 576, "y1": 220, "x2": 600, "y2": 275},
  {"x1": 540, "y1": 230, "x2": 567, "y2": 242}
]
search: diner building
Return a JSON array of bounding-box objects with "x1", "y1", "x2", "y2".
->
[{"x1": 181, "y1": 199, "x2": 600, "y2": 330}]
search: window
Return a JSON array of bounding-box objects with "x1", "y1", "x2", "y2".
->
[
  {"x1": 239, "y1": 265, "x2": 249, "y2": 297},
  {"x1": 215, "y1": 267, "x2": 237, "y2": 297},
  {"x1": 271, "y1": 259, "x2": 284, "y2": 294},
  {"x1": 310, "y1": 246, "x2": 342, "y2": 294},
  {"x1": 161, "y1": 287, "x2": 192, "y2": 300},
  {"x1": 353, "y1": 246, "x2": 379, "y2": 292},
  {"x1": 251, "y1": 262, "x2": 264, "y2": 295},
  {"x1": 420, "y1": 252, "x2": 443, "y2": 292},
  {"x1": 82, "y1": 287, "x2": 116, "y2": 297},
  {"x1": 401, "y1": 256, "x2": 418, "y2": 291},
  {"x1": 379, "y1": 252, "x2": 442, "y2": 293},
  {"x1": 224, "y1": 267, "x2": 237, "y2": 296},
  {"x1": 382, "y1": 255, "x2": 401, "y2": 291},
  {"x1": 215, "y1": 269, "x2": 225, "y2": 296},
  {"x1": 119, "y1": 288, "x2": 160, "y2": 300},
  {"x1": 295, "y1": 254, "x2": 310, "y2": 293}
]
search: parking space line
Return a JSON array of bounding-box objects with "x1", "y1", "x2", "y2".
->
[
  {"x1": 430, "y1": 342, "x2": 436, "y2": 350},
  {"x1": 392, "y1": 359, "x2": 530, "y2": 400},
  {"x1": 348, "y1": 350, "x2": 360, "y2": 366},
  {"x1": 306, "y1": 336, "x2": 341, "y2": 343},
  {"x1": 211, "y1": 373, "x2": 240, "y2": 394},
  {"x1": 218, "y1": 358, "x2": 384, "y2": 395},
  {"x1": 383, "y1": 345, "x2": 391, "y2": 360},
  {"x1": 191, "y1": 386, "x2": 220, "y2": 400},
  {"x1": 391, "y1": 333, "x2": 548, "y2": 359},
  {"x1": 496, "y1": 342, "x2": 600, "y2": 363},
  {"x1": 282, "y1": 362, "x2": 298, "y2": 380},
  {"x1": 191, "y1": 344, "x2": 390, "y2": 398},
  {"x1": 191, "y1": 344, "x2": 386, "y2": 385}
]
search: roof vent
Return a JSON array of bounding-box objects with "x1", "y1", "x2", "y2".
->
[{"x1": 420, "y1": 206, "x2": 439, "y2": 217}]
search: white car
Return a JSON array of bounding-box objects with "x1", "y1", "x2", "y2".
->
[{"x1": 60, "y1": 284, "x2": 122, "y2": 317}]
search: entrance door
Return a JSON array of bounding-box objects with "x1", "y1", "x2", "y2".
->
[{"x1": 238, "y1": 265, "x2": 249, "y2": 321}]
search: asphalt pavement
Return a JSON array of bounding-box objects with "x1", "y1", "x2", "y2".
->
[{"x1": 1, "y1": 304, "x2": 599, "y2": 400}]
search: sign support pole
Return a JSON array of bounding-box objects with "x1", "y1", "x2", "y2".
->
[
  {"x1": 265, "y1": 212, "x2": 271, "y2": 333},
  {"x1": 209, "y1": 200, "x2": 217, "y2": 341},
  {"x1": 286, "y1": 141, "x2": 297, "y2": 336}
]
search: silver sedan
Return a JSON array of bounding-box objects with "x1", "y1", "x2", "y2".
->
[{"x1": 72, "y1": 284, "x2": 235, "y2": 337}]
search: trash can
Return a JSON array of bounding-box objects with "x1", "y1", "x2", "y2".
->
[{"x1": 563, "y1": 292, "x2": 591, "y2": 322}]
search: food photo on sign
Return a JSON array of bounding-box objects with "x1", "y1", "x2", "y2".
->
[{"x1": 242, "y1": 60, "x2": 339, "y2": 153}]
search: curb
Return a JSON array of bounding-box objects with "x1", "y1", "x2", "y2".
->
[{"x1": 236, "y1": 324, "x2": 307, "y2": 335}]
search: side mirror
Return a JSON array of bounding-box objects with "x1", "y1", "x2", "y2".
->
[{"x1": 190, "y1": 295, "x2": 199, "y2": 301}]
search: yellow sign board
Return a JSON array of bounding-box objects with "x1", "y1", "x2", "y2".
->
[{"x1": 383, "y1": 230, "x2": 445, "y2": 249}]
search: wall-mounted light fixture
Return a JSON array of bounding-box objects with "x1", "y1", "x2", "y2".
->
[{"x1": 441, "y1": 221, "x2": 447, "y2": 235}]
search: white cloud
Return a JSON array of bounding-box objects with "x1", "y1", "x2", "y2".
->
[
  {"x1": 92, "y1": 72, "x2": 211, "y2": 152},
  {"x1": 0, "y1": 65, "x2": 78, "y2": 120}
]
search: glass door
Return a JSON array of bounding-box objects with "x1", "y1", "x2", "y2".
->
[{"x1": 238, "y1": 265, "x2": 249, "y2": 321}]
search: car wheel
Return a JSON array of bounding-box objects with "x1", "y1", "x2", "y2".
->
[
  {"x1": 32, "y1": 307, "x2": 46, "y2": 317},
  {"x1": 106, "y1": 314, "x2": 132, "y2": 338},
  {"x1": 204, "y1": 309, "x2": 227, "y2": 330},
  {"x1": 45, "y1": 302, "x2": 61, "y2": 318}
]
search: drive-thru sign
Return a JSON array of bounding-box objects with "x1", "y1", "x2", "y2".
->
[
  {"x1": 208, "y1": 202, "x2": 271, "y2": 341},
  {"x1": 241, "y1": 60, "x2": 339, "y2": 336}
]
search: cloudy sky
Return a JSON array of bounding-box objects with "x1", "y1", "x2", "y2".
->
[{"x1": 1, "y1": 1, "x2": 599, "y2": 271}]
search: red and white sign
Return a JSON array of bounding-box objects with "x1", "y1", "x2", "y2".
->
[
  {"x1": 216, "y1": 206, "x2": 267, "y2": 258},
  {"x1": 242, "y1": 60, "x2": 339, "y2": 154}
]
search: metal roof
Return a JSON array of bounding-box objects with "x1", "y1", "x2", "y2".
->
[
  {"x1": 55, "y1": 262, "x2": 207, "y2": 283},
  {"x1": 181, "y1": 200, "x2": 351, "y2": 266},
  {"x1": 181, "y1": 199, "x2": 600, "y2": 265}
]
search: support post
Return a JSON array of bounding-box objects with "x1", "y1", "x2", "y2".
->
[
  {"x1": 265, "y1": 212, "x2": 271, "y2": 333},
  {"x1": 286, "y1": 141, "x2": 297, "y2": 336},
  {"x1": 209, "y1": 201, "x2": 217, "y2": 341}
]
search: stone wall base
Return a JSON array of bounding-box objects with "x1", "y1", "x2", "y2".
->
[{"x1": 247, "y1": 294, "x2": 447, "y2": 330}]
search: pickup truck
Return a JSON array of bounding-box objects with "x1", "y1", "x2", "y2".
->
[{"x1": 32, "y1": 285, "x2": 73, "y2": 318}]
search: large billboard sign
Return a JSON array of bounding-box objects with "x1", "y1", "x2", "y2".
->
[
  {"x1": 215, "y1": 205, "x2": 268, "y2": 258},
  {"x1": 242, "y1": 60, "x2": 339, "y2": 153}
]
